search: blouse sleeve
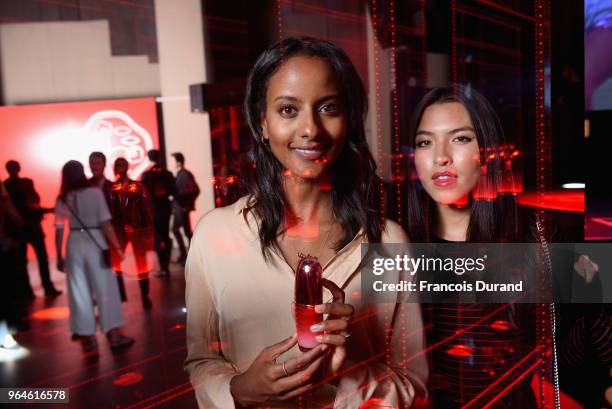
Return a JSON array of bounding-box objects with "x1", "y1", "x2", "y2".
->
[
  {"x1": 184, "y1": 224, "x2": 240, "y2": 408},
  {"x1": 54, "y1": 198, "x2": 68, "y2": 228},
  {"x1": 333, "y1": 220, "x2": 428, "y2": 408}
]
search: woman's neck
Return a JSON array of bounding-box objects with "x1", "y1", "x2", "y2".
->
[
  {"x1": 282, "y1": 173, "x2": 333, "y2": 230},
  {"x1": 435, "y1": 204, "x2": 471, "y2": 242}
]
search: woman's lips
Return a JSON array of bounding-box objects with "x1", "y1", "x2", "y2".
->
[
  {"x1": 292, "y1": 147, "x2": 325, "y2": 161},
  {"x1": 432, "y1": 172, "x2": 457, "y2": 187}
]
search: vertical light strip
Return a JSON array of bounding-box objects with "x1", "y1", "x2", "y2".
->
[
  {"x1": 389, "y1": 0, "x2": 402, "y2": 226},
  {"x1": 370, "y1": 0, "x2": 386, "y2": 223},
  {"x1": 451, "y1": 0, "x2": 458, "y2": 90},
  {"x1": 535, "y1": 0, "x2": 552, "y2": 407}
]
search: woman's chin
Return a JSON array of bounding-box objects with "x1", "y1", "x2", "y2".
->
[{"x1": 434, "y1": 193, "x2": 470, "y2": 207}]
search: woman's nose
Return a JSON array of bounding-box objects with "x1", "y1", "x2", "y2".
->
[
  {"x1": 298, "y1": 110, "x2": 319, "y2": 139},
  {"x1": 434, "y1": 145, "x2": 452, "y2": 166}
]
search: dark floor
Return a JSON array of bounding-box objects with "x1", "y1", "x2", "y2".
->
[{"x1": 1, "y1": 253, "x2": 197, "y2": 409}]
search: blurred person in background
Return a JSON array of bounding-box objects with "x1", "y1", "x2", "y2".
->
[
  {"x1": 4, "y1": 160, "x2": 61, "y2": 298},
  {"x1": 110, "y1": 158, "x2": 154, "y2": 310},
  {"x1": 141, "y1": 150, "x2": 175, "y2": 278},
  {"x1": 55, "y1": 160, "x2": 134, "y2": 354},
  {"x1": 170, "y1": 152, "x2": 199, "y2": 264},
  {"x1": 88, "y1": 152, "x2": 113, "y2": 206}
]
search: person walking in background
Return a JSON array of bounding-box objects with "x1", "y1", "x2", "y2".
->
[
  {"x1": 4, "y1": 160, "x2": 61, "y2": 297},
  {"x1": 170, "y1": 152, "x2": 199, "y2": 264},
  {"x1": 55, "y1": 160, "x2": 134, "y2": 354},
  {"x1": 141, "y1": 150, "x2": 175, "y2": 278},
  {"x1": 109, "y1": 158, "x2": 154, "y2": 309},
  {"x1": 88, "y1": 152, "x2": 113, "y2": 206}
]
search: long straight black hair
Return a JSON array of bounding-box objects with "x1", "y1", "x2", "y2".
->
[
  {"x1": 406, "y1": 86, "x2": 519, "y2": 242},
  {"x1": 59, "y1": 160, "x2": 90, "y2": 200},
  {"x1": 244, "y1": 37, "x2": 383, "y2": 259}
]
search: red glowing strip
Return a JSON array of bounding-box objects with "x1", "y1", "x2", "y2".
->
[
  {"x1": 480, "y1": 359, "x2": 542, "y2": 409},
  {"x1": 447, "y1": 344, "x2": 473, "y2": 357},
  {"x1": 399, "y1": 303, "x2": 513, "y2": 366},
  {"x1": 455, "y1": 4, "x2": 521, "y2": 30},
  {"x1": 389, "y1": 0, "x2": 402, "y2": 225},
  {"x1": 461, "y1": 348, "x2": 539, "y2": 409},
  {"x1": 475, "y1": 0, "x2": 537, "y2": 22},
  {"x1": 30, "y1": 343, "x2": 187, "y2": 389},
  {"x1": 592, "y1": 217, "x2": 612, "y2": 228},
  {"x1": 279, "y1": 0, "x2": 364, "y2": 23},
  {"x1": 276, "y1": 0, "x2": 283, "y2": 55},
  {"x1": 517, "y1": 191, "x2": 584, "y2": 213},
  {"x1": 451, "y1": 0, "x2": 458, "y2": 88}
]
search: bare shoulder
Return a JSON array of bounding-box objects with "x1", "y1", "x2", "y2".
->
[{"x1": 382, "y1": 219, "x2": 409, "y2": 244}]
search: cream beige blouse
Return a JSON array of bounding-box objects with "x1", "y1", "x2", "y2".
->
[{"x1": 185, "y1": 196, "x2": 427, "y2": 408}]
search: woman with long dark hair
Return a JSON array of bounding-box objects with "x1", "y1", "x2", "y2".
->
[
  {"x1": 185, "y1": 37, "x2": 426, "y2": 408},
  {"x1": 406, "y1": 86, "x2": 537, "y2": 408},
  {"x1": 54, "y1": 160, "x2": 134, "y2": 353}
]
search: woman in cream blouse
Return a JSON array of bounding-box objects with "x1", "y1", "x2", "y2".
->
[{"x1": 185, "y1": 37, "x2": 427, "y2": 408}]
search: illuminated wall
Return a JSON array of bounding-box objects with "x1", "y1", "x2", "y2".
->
[{"x1": 0, "y1": 97, "x2": 159, "y2": 257}]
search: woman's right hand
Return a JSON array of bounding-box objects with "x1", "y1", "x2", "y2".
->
[{"x1": 229, "y1": 334, "x2": 327, "y2": 406}]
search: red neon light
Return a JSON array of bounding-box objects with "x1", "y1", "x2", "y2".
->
[
  {"x1": 446, "y1": 344, "x2": 474, "y2": 357},
  {"x1": 517, "y1": 190, "x2": 584, "y2": 213},
  {"x1": 113, "y1": 371, "x2": 143, "y2": 386}
]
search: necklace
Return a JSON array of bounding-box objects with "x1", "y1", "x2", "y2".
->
[{"x1": 286, "y1": 222, "x2": 334, "y2": 263}]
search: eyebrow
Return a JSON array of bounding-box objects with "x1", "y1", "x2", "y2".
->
[
  {"x1": 272, "y1": 94, "x2": 339, "y2": 104},
  {"x1": 415, "y1": 126, "x2": 475, "y2": 136}
]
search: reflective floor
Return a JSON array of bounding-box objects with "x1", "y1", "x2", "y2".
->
[{"x1": 1, "y1": 253, "x2": 196, "y2": 409}]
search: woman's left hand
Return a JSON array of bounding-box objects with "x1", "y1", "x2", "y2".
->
[{"x1": 311, "y1": 278, "x2": 354, "y2": 375}]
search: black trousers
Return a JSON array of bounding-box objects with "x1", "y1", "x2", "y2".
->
[
  {"x1": 114, "y1": 228, "x2": 152, "y2": 302},
  {"x1": 172, "y1": 204, "x2": 193, "y2": 259},
  {"x1": 17, "y1": 225, "x2": 54, "y2": 293},
  {"x1": 152, "y1": 203, "x2": 172, "y2": 272}
]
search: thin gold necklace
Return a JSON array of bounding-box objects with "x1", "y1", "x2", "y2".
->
[{"x1": 287, "y1": 222, "x2": 334, "y2": 262}]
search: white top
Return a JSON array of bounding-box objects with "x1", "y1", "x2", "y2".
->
[
  {"x1": 54, "y1": 187, "x2": 111, "y2": 249},
  {"x1": 184, "y1": 196, "x2": 427, "y2": 408}
]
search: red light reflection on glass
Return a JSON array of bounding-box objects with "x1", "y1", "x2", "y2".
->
[
  {"x1": 489, "y1": 320, "x2": 512, "y2": 331},
  {"x1": 113, "y1": 371, "x2": 143, "y2": 386},
  {"x1": 446, "y1": 344, "x2": 473, "y2": 357}
]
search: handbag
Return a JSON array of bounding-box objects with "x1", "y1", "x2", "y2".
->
[{"x1": 62, "y1": 196, "x2": 111, "y2": 269}]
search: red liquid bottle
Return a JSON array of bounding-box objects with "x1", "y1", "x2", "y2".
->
[{"x1": 295, "y1": 256, "x2": 323, "y2": 351}]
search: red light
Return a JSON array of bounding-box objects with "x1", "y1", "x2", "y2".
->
[
  {"x1": 518, "y1": 191, "x2": 584, "y2": 213},
  {"x1": 113, "y1": 371, "x2": 143, "y2": 386},
  {"x1": 490, "y1": 320, "x2": 512, "y2": 331},
  {"x1": 32, "y1": 307, "x2": 70, "y2": 320},
  {"x1": 446, "y1": 344, "x2": 473, "y2": 357},
  {"x1": 360, "y1": 398, "x2": 393, "y2": 408}
]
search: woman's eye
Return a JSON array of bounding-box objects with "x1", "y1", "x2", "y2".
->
[
  {"x1": 320, "y1": 103, "x2": 338, "y2": 113},
  {"x1": 279, "y1": 106, "x2": 297, "y2": 116},
  {"x1": 415, "y1": 140, "x2": 431, "y2": 148},
  {"x1": 453, "y1": 135, "x2": 474, "y2": 143}
]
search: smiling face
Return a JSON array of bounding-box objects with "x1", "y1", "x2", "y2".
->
[
  {"x1": 414, "y1": 102, "x2": 481, "y2": 206},
  {"x1": 261, "y1": 55, "x2": 347, "y2": 180}
]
